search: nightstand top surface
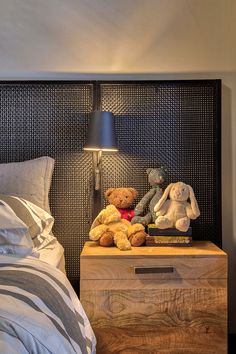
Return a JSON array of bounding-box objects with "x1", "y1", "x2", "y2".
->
[{"x1": 81, "y1": 241, "x2": 227, "y2": 258}]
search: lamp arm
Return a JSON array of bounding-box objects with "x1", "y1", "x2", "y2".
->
[{"x1": 93, "y1": 151, "x2": 102, "y2": 191}]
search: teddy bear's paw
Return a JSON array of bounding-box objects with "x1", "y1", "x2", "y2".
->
[
  {"x1": 89, "y1": 225, "x2": 108, "y2": 241},
  {"x1": 128, "y1": 223, "x2": 145, "y2": 236},
  {"x1": 129, "y1": 231, "x2": 146, "y2": 247},
  {"x1": 103, "y1": 213, "x2": 121, "y2": 225},
  {"x1": 114, "y1": 232, "x2": 131, "y2": 250},
  {"x1": 99, "y1": 231, "x2": 114, "y2": 247},
  {"x1": 98, "y1": 205, "x2": 121, "y2": 225},
  {"x1": 118, "y1": 240, "x2": 132, "y2": 250}
]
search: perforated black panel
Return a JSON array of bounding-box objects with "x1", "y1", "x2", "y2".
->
[
  {"x1": 0, "y1": 80, "x2": 221, "y2": 286},
  {"x1": 0, "y1": 82, "x2": 94, "y2": 283},
  {"x1": 100, "y1": 81, "x2": 221, "y2": 245}
]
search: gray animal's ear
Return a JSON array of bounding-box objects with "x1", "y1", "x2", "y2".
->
[
  {"x1": 146, "y1": 168, "x2": 152, "y2": 175},
  {"x1": 160, "y1": 166, "x2": 168, "y2": 174}
]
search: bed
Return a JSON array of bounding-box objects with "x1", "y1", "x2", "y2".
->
[
  {"x1": 0, "y1": 156, "x2": 96, "y2": 354},
  {"x1": 37, "y1": 239, "x2": 66, "y2": 273}
]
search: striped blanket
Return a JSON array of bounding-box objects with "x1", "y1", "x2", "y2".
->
[{"x1": 0, "y1": 255, "x2": 96, "y2": 354}]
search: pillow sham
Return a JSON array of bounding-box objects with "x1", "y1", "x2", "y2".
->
[
  {"x1": 0, "y1": 194, "x2": 55, "y2": 250},
  {"x1": 0, "y1": 156, "x2": 55, "y2": 213},
  {"x1": 0, "y1": 200, "x2": 33, "y2": 257}
]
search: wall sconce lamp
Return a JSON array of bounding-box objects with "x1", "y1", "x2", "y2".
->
[{"x1": 84, "y1": 111, "x2": 118, "y2": 191}]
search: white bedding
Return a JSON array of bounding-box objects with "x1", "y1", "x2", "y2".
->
[
  {"x1": 36, "y1": 240, "x2": 66, "y2": 273},
  {"x1": 0, "y1": 254, "x2": 96, "y2": 353}
]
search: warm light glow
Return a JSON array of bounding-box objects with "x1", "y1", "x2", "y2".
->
[{"x1": 83, "y1": 147, "x2": 118, "y2": 152}]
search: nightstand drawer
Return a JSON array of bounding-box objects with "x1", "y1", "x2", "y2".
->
[
  {"x1": 81, "y1": 256, "x2": 227, "y2": 280},
  {"x1": 80, "y1": 241, "x2": 227, "y2": 354}
]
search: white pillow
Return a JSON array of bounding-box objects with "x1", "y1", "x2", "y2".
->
[
  {"x1": 0, "y1": 194, "x2": 55, "y2": 250},
  {"x1": 0, "y1": 157, "x2": 55, "y2": 213},
  {"x1": 0, "y1": 200, "x2": 33, "y2": 257}
]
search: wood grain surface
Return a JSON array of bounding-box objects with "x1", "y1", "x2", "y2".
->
[
  {"x1": 80, "y1": 278, "x2": 227, "y2": 291},
  {"x1": 81, "y1": 287, "x2": 227, "y2": 354},
  {"x1": 81, "y1": 241, "x2": 226, "y2": 258},
  {"x1": 94, "y1": 325, "x2": 227, "y2": 354},
  {"x1": 81, "y1": 256, "x2": 227, "y2": 280},
  {"x1": 81, "y1": 287, "x2": 227, "y2": 328},
  {"x1": 80, "y1": 241, "x2": 227, "y2": 354}
]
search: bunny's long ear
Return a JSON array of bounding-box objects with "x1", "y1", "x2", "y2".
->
[
  {"x1": 187, "y1": 185, "x2": 200, "y2": 218},
  {"x1": 154, "y1": 183, "x2": 174, "y2": 212},
  {"x1": 90, "y1": 207, "x2": 109, "y2": 230},
  {"x1": 90, "y1": 209, "x2": 103, "y2": 230}
]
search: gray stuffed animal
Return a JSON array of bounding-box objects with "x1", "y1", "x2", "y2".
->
[{"x1": 131, "y1": 167, "x2": 166, "y2": 226}]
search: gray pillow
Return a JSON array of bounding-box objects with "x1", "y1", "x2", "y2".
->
[{"x1": 0, "y1": 157, "x2": 55, "y2": 213}]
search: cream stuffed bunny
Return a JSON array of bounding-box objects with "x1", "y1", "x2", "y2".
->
[{"x1": 154, "y1": 182, "x2": 200, "y2": 232}]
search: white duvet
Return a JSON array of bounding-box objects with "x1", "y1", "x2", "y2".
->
[{"x1": 0, "y1": 254, "x2": 96, "y2": 354}]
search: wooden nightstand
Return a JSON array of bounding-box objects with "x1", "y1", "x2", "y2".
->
[{"x1": 80, "y1": 241, "x2": 227, "y2": 354}]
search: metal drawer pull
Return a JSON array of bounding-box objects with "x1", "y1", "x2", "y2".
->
[{"x1": 134, "y1": 266, "x2": 174, "y2": 274}]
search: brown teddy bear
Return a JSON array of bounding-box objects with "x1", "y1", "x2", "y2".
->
[
  {"x1": 105, "y1": 187, "x2": 137, "y2": 222},
  {"x1": 89, "y1": 204, "x2": 147, "y2": 250}
]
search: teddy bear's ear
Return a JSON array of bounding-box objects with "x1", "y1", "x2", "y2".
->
[
  {"x1": 128, "y1": 188, "x2": 138, "y2": 199},
  {"x1": 104, "y1": 188, "x2": 115, "y2": 199},
  {"x1": 146, "y1": 168, "x2": 152, "y2": 175}
]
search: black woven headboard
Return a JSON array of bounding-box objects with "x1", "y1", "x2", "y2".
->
[{"x1": 0, "y1": 80, "x2": 221, "y2": 286}]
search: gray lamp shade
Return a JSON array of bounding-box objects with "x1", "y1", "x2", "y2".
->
[{"x1": 84, "y1": 111, "x2": 118, "y2": 151}]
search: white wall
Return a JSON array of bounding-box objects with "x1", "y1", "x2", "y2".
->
[
  {"x1": 0, "y1": 0, "x2": 235, "y2": 332},
  {"x1": 0, "y1": 0, "x2": 236, "y2": 75}
]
